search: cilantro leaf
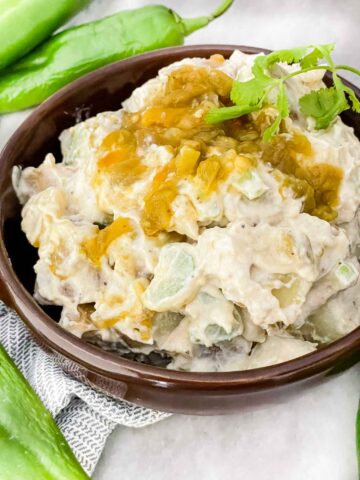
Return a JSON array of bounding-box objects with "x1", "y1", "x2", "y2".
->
[
  {"x1": 251, "y1": 55, "x2": 273, "y2": 79},
  {"x1": 300, "y1": 44, "x2": 334, "y2": 68},
  {"x1": 344, "y1": 86, "x2": 360, "y2": 113},
  {"x1": 263, "y1": 83, "x2": 289, "y2": 141},
  {"x1": 264, "y1": 46, "x2": 309, "y2": 67},
  {"x1": 230, "y1": 77, "x2": 272, "y2": 107},
  {"x1": 205, "y1": 43, "x2": 360, "y2": 140},
  {"x1": 299, "y1": 86, "x2": 349, "y2": 129}
]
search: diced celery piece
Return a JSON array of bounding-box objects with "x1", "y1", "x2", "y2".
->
[
  {"x1": 143, "y1": 244, "x2": 196, "y2": 311},
  {"x1": 233, "y1": 169, "x2": 268, "y2": 200},
  {"x1": 186, "y1": 287, "x2": 243, "y2": 346},
  {"x1": 204, "y1": 323, "x2": 239, "y2": 344},
  {"x1": 153, "y1": 312, "x2": 184, "y2": 346},
  {"x1": 332, "y1": 261, "x2": 359, "y2": 289}
]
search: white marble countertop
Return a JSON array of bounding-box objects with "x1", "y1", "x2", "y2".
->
[{"x1": 0, "y1": 1, "x2": 359, "y2": 479}]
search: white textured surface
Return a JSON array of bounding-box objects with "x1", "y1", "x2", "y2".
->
[
  {"x1": 0, "y1": 1, "x2": 359, "y2": 479},
  {"x1": 95, "y1": 369, "x2": 360, "y2": 480}
]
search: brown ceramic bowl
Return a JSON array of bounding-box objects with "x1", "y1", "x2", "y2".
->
[{"x1": 0, "y1": 45, "x2": 359, "y2": 415}]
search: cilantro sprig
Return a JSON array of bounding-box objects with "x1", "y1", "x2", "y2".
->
[{"x1": 206, "y1": 44, "x2": 360, "y2": 141}]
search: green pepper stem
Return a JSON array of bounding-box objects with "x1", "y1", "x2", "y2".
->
[
  {"x1": 210, "y1": 0, "x2": 235, "y2": 18},
  {"x1": 179, "y1": 0, "x2": 234, "y2": 36}
]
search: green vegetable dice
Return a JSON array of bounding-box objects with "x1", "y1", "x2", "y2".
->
[
  {"x1": 144, "y1": 244, "x2": 197, "y2": 311},
  {"x1": 233, "y1": 169, "x2": 268, "y2": 200},
  {"x1": 0, "y1": 344, "x2": 89, "y2": 480}
]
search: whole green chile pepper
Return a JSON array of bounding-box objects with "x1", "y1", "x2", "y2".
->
[
  {"x1": 0, "y1": 343, "x2": 89, "y2": 480},
  {"x1": 0, "y1": 0, "x2": 234, "y2": 113},
  {"x1": 0, "y1": 0, "x2": 91, "y2": 70}
]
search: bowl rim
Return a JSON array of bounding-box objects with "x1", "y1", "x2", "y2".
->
[{"x1": 0, "y1": 44, "x2": 359, "y2": 389}]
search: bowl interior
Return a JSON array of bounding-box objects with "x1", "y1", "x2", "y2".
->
[
  {"x1": 2, "y1": 46, "x2": 267, "y2": 319},
  {"x1": 0, "y1": 45, "x2": 359, "y2": 382}
]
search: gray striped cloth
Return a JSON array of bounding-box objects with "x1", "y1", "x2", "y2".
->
[{"x1": 0, "y1": 302, "x2": 170, "y2": 475}]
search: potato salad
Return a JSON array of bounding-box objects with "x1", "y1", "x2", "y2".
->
[{"x1": 13, "y1": 50, "x2": 360, "y2": 372}]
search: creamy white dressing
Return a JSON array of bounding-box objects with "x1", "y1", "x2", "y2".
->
[{"x1": 12, "y1": 50, "x2": 360, "y2": 372}]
